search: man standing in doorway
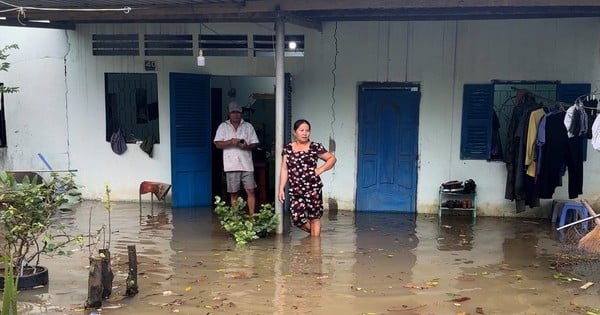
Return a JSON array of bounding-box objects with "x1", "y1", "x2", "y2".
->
[{"x1": 213, "y1": 101, "x2": 259, "y2": 215}]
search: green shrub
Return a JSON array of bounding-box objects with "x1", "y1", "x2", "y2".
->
[
  {"x1": 213, "y1": 196, "x2": 278, "y2": 245},
  {"x1": 0, "y1": 171, "x2": 83, "y2": 273}
]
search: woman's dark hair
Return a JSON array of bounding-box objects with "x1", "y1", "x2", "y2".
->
[{"x1": 293, "y1": 119, "x2": 311, "y2": 131}]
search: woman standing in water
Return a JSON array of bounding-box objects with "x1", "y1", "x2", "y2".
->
[{"x1": 278, "y1": 119, "x2": 337, "y2": 236}]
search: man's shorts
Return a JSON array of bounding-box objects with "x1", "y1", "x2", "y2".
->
[{"x1": 226, "y1": 171, "x2": 257, "y2": 193}]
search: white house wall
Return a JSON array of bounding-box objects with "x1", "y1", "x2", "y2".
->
[
  {"x1": 0, "y1": 27, "x2": 70, "y2": 172},
  {"x1": 1, "y1": 18, "x2": 599, "y2": 216}
]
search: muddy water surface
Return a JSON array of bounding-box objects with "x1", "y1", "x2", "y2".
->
[{"x1": 14, "y1": 201, "x2": 600, "y2": 314}]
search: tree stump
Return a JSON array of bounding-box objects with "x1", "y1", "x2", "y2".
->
[
  {"x1": 125, "y1": 245, "x2": 138, "y2": 296},
  {"x1": 99, "y1": 249, "x2": 114, "y2": 298},
  {"x1": 85, "y1": 257, "x2": 103, "y2": 309}
]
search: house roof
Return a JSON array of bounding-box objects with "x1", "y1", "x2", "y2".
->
[{"x1": 1, "y1": 0, "x2": 600, "y2": 30}]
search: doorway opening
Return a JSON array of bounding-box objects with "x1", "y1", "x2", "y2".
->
[{"x1": 210, "y1": 76, "x2": 277, "y2": 206}]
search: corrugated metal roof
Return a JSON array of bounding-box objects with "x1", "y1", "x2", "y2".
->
[{"x1": 1, "y1": 0, "x2": 600, "y2": 30}]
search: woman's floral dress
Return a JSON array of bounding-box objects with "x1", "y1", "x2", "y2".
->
[{"x1": 283, "y1": 142, "x2": 327, "y2": 227}]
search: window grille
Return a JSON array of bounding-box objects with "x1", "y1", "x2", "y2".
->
[
  {"x1": 92, "y1": 34, "x2": 139, "y2": 56},
  {"x1": 144, "y1": 34, "x2": 193, "y2": 56}
]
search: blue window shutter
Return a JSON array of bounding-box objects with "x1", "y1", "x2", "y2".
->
[
  {"x1": 557, "y1": 83, "x2": 591, "y2": 161},
  {"x1": 460, "y1": 84, "x2": 494, "y2": 160},
  {"x1": 557, "y1": 83, "x2": 590, "y2": 104}
]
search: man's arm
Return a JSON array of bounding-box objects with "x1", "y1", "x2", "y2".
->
[{"x1": 215, "y1": 138, "x2": 240, "y2": 149}]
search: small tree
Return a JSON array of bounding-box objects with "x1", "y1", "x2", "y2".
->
[
  {"x1": 0, "y1": 172, "x2": 83, "y2": 273},
  {"x1": 0, "y1": 44, "x2": 19, "y2": 94}
]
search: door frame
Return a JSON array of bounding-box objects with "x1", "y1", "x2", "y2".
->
[{"x1": 355, "y1": 82, "x2": 420, "y2": 212}]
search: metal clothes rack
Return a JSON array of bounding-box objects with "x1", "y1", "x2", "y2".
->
[{"x1": 510, "y1": 86, "x2": 598, "y2": 110}]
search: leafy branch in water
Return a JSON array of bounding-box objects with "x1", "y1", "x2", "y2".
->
[
  {"x1": 88, "y1": 183, "x2": 113, "y2": 257},
  {"x1": 213, "y1": 196, "x2": 278, "y2": 245}
]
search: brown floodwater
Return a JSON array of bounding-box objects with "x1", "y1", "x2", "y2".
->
[{"x1": 13, "y1": 201, "x2": 600, "y2": 314}]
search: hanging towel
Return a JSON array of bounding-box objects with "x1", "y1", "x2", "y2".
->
[
  {"x1": 110, "y1": 129, "x2": 127, "y2": 155},
  {"x1": 140, "y1": 135, "x2": 156, "y2": 158}
]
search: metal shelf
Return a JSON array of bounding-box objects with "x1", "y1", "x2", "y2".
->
[{"x1": 438, "y1": 187, "x2": 477, "y2": 219}]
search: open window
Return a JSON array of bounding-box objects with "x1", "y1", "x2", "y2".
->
[
  {"x1": 460, "y1": 81, "x2": 591, "y2": 160},
  {"x1": 105, "y1": 73, "x2": 160, "y2": 143}
]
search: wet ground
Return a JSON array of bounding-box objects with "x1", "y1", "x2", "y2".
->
[{"x1": 14, "y1": 201, "x2": 600, "y2": 314}]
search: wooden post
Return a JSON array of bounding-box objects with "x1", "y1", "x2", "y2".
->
[
  {"x1": 125, "y1": 245, "x2": 138, "y2": 296},
  {"x1": 99, "y1": 249, "x2": 114, "y2": 299},
  {"x1": 85, "y1": 257, "x2": 103, "y2": 309}
]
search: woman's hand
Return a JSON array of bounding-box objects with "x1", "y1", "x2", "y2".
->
[
  {"x1": 278, "y1": 189, "x2": 286, "y2": 203},
  {"x1": 314, "y1": 167, "x2": 323, "y2": 177}
]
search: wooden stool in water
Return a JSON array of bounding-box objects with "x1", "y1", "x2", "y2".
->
[{"x1": 139, "y1": 181, "x2": 171, "y2": 213}]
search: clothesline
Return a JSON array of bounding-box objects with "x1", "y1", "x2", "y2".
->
[{"x1": 510, "y1": 87, "x2": 598, "y2": 110}]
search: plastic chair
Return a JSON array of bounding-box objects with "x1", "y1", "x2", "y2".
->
[
  {"x1": 558, "y1": 202, "x2": 589, "y2": 231},
  {"x1": 139, "y1": 181, "x2": 171, "y2": 214}
]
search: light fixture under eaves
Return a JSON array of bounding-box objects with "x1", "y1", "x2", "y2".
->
[
  {"x1": 288, "y1": 41, "x2": 297, "y2": 50},
  {"x1": 197, "y1": 49, "x2": 205, "y2": 67}
]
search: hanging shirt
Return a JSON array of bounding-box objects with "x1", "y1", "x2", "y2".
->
[
  {"x1": 592, "y1": 115, "x2": 600, "y2": 152},
  {"x1": 564, "y1": 104, "x2": 588, "y2": 138},
  {"x1": 525, "y1": 107, "x2": 546, "y2": 177}
]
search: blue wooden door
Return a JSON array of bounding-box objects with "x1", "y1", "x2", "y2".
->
[
  {"x1": 170, "y1": 73, "x2": 211, "y2": 208},
  {"x1": 356, "y1": 86, "x2": 420, "y2": 212}
]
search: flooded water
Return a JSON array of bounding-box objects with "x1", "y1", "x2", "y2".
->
[{"x1": 14, "y1": 201, "x2": 600, "y2": 314}]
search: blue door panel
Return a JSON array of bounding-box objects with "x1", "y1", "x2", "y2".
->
[
  {"x1": 170, "y1": 73, "x2": 211, "y2": 208},
  {"x1": 357, "y1": 87, "x2": 420, "y2": 212}
]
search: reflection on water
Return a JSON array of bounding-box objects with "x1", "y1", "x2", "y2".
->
[
  {"x1": 13, "y1": 201, "x2": 600, "y2": 314},
  {"x1": 437, "y1": 216, "x2": 474, "y2": 251}
]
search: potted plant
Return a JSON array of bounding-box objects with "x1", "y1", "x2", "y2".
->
[
  {"x1": 0, "y1": 171, "x2": 83, "y2": 290},
  {"x1": 214, "y1": 196, "x2": 278, "y2": 245}
]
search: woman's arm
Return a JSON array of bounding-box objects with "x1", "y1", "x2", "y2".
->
[
  {"x1": 315, "y1": 152, "x2": 336, "y2": 176},
  {"x1": 278, "y1": 155, "x2": 289, "y2": 202}
]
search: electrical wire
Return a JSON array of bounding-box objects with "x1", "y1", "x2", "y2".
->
[
  {"x1": 0, "y1": 0, "x2": 130, "y2": 13},
  {"x1": 0, "y1": 0, "x2": 129, "y2": 25}
]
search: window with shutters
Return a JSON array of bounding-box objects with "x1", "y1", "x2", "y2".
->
[
  {"x1": 105, "y1": 73, "x2": 160, "y2": 143},
  {"x1": 460, "y1": 81, "x2": 590, "y2": 160}
]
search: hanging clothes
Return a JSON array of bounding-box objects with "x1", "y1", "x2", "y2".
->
[
  {"x1": 535, "y1": 109, "x2": 583, "y2": 199},
  {"x1": 525, "y1": 107, "x2": 547, "y2": 177},
  {"x1": 564, "y1": 103, "x2": 588, "y2": 139},
  {"x1": 110, "y1": 129, "x2": 127, "y2": 155},
  {"x1": 583, "y1": 98, "x2": 598, "y2": 139},
  {"x1": 592, "y1": 114, "x2": 600, "y2": 151},
  {"x1": 504, "y1": 91, "x2": 540, "y2": 212},
  {"x1": 490, "y1": 110, "x2": 503, "y2": 160}
]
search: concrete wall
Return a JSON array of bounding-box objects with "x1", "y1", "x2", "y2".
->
[{"x1": 1, "y1": 18, "x2": 599, "y2": 216}]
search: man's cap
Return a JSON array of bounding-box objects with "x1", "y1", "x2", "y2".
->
[{"x1": 228, "y1": 102, "x2": 242, "y2": 113}]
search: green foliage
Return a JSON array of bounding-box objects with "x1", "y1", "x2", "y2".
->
[
  {"x1": 214, "y1": 196, "x2": 278, "y2": 245},
  {"x1": 0, "y1": 44, "x2": 19, "y2": 94},
  {"x1": 0, "y1": 171, "x2": 84, "y2": 274}
]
